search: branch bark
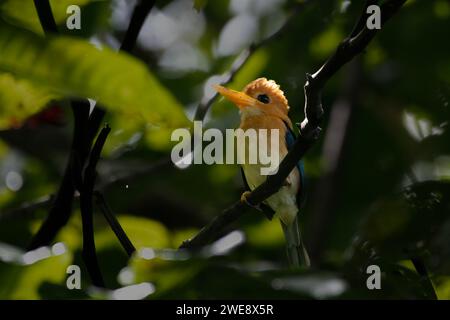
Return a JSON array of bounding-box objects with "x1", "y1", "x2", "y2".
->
[
  {"x1": 80, "y1": 125, "x2": 111, "y2": 287},
  {"x1": 181, "y1": 0, "x2": 407, "y2": 250},
  {"x1": 33, "y1": 0, "x2": 57, "y2": 34},
  {"x1": 119, "y1": 0, "x2": 155, "y2": 53}
]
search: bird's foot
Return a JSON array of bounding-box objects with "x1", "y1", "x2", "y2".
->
[
  {"x1": 240, "y1": 191, "x2": 252, "y2": 205},
  {"x1": 241, "y1": 191, "x2": 263, "y2": 211},
  {"x1": 240, "y1": 191, "x2": 275, "y2": 219},
  {"x1": 241, "y1": 191, "x2": 260, "y2": 209}
]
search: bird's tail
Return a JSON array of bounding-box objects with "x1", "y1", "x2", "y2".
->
[{"x1": 280, "y1": 216, "x2": 311, "y2": 268}]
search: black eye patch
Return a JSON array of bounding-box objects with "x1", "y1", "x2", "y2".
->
[{"x1": 257, "y1": 94, "x2": 270, "y2": 104}]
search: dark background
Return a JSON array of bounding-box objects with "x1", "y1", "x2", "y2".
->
[{"x1": 0, "y1": 0, "x2": 449, "y2": 299}]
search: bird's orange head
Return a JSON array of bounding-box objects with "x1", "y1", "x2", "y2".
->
[{"x1": 214, "y1": 78, "x2": 292, "y2": 127}]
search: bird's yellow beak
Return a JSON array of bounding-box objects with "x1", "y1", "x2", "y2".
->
[{"x1": 214, "y1": 85, "x2": 258, "y2": 109}]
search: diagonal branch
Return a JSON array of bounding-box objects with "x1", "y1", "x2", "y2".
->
[
  {"x1": 181, "y1": 0, "x2": 407, "y2": 250},
  {"x1": 120, "y1": 0, "x2": 156, "y2": 53},
  {"x1": 411, "y1": 257, "x2": 437, "y2": 300},
  {"x1": 80, "y1": 125, "x2": 111, "y2": 287},
  {"x1": 349, "y1": 0, "x2": 379, "y2": 38},
  {"x1": 33, "y1": 0, "x2": 58, "y2": 34},
  {"x1": 94, "y1": 191, "x2": 136, "y2": 257}
]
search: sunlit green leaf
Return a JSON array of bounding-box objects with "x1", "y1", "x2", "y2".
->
[
  {"x1": 116, "y1": 215, "x2": 171, "y2": 249},
  {"x1": 95, "y1": 215, "x2": 171, "y2": 250},
  {"x1": 309, "y1": 26, "x2": 343, "y2": 59},
  {"x1": 0, "y1": 22, "x2": 190, "y2": 128},
  {"x1": 0, "y1": 253, "x2": 72, "y2": 299},
  {"x1": 0, "y1": 72, "x2": 58, "y2": 129},
  {"x1": 435, "y1": 276, "x2": 450, "y2": 300},
  {"x1": 246, "y1": 218, "x2": 284, "y2": 248}
]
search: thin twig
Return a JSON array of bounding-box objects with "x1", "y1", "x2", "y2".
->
[
  {"x1": 181, "y1": 0, "x2": 407, "y2": 249},
  {"x1": 0, "y1": 195, "x2": 53, "y2": 221},
  {"x1": 411, "y1": 257, "x2": 437, "y2": 300},
  {"x1": 80, "y1": 125, "x2": 111, "y2": 287},
  {"x1": 94, "y1": 191, "x2": 136, "y2": 257},
  {"x1": 120, "y1": 0, "x2": 156, "y2": 53},
  {"x1": 87, "y1": 107, "x2": 107, "y2": 144}
]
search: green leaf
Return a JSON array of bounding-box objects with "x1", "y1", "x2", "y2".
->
[
  {"x1": 309, "y1": 26, "x2": 344, "y2": 59},
  {"x1": 0, "y1": 72, "x2": 58, "y2": 129},
  {"x1": 0, "y1": 252, "x2": 72, "y2": 299},
  {"x1": 0, "y1": 0, "x2": 109, "y2": 34},
  {"x1": 115, "y1": 215, "x2": 171, "y2": 249},
  {"x1": 0, "y1": 22, "x2": 190, "y2": 128},
  {"x1": 95, "y1": 215, "x2": 171, "y2": 250}
]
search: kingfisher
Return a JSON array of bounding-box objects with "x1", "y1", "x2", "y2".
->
[{"x1": 214, "y1": 78, "x2": 310, "y2": 268}]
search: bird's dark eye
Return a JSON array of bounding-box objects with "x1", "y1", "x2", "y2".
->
[{"x1": 257, "y1": 94, "x2": 270, "y2": 104}]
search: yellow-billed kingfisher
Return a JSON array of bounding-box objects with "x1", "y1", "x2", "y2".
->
[{"x1": 215, "y1": 78, "x2": 310, "y2": 268}]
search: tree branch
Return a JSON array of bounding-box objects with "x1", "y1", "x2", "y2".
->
[
  {"x1": 411, "y1": 257, "x2": 437, "y2": 300},
  {"x1": 28, "y1": 100, "x2": 96, "y2": 250},
  {"x1": 181, "y1": 0, "x2": 407, "y2": 250},
  {"x1": 80, "y1": 125, "x2": 111, "y2": 287},
  {"x1": 349, "y1": 0, "x2": 379, "y2": 38},
  {"x1": 28, "y1": 1, "x2": 105, "y2": 249},
  {"x1": 33, "y1": 0, "x2": 58, "y2": 34},
  {"x1": 0, "y1": 195, "x2": 53, "y2": 221},
  {"x1": 94, "y1": 191, "x2": 136, "y2": 257},
  {"x1": 119, "y1": 0, "x2": 156, "y2": 53}
]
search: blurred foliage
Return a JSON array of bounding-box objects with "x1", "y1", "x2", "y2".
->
[
  {"x1": 0, "y1": 73, "x2": 58, "y2": 129},
  {"x1": 0, "y1": 21, "x2": 189, "y2": 128},
  {"x1": 193, "y1": 0, "x2": 208, "y2": 12},
  {"x1": 0, "y1": 0, "x2": 449, "y2": 300}
]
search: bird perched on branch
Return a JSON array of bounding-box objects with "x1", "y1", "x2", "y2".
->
[{"x1": 214, "y1": 78, "x2": 310, "y2": 268}]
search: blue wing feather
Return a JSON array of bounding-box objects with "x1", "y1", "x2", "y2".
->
[{"x1": 284, "y1": 123, "x2": 307, "y2": 208}]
